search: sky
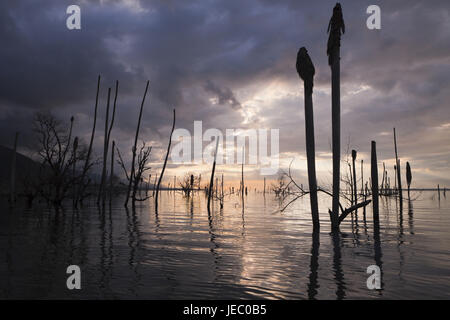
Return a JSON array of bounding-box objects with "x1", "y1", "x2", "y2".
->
[{"x1": 0, "y1": 0, "x2": 449, "y2": 188}]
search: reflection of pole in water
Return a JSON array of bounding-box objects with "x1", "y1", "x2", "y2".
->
[
  {"x1": 373, "y1": 218, "x2": 384, "y2": 293},
  {"x1": 307, "y1": 232, "x2": 320, "y2": 300},
  {"x1": 408, "y1": 200, "x2": 414, "y2": 235},
  {"x1": 331, "y1": 232, "x2": 346, "y2": 299}
]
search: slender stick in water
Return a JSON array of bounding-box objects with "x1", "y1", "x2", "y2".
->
[
  {"x1": 393, "y1": 127, "x2": 403, "y2": 204},
  {"x1": 352, "y1": 150, "x2": 357, "y2": 213},
  {"x1": 78, "y1": 75, "x2": 100, "y2": 206},
  {"x1": 406, "y1": 161, "x2": 412, "y2": 200},
  {"x1": 207, "y1": 137, "x2": 220, "y2": 210},
  {"x1": 98, "y1": 87, "x2": 111, "y2": 205},
  {"x1": 155, "y1": 109, "x2": 176, "y2": 210},
  {"x1": 371, "y1": 141, "x2": 379, "y2": 221},
  {"x1": 125, "y1": 81, "x2": 150, "y2": 207}
]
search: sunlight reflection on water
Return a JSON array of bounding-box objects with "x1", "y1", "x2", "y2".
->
[{"x1": 0, "y1": 191, "x2": 449, "y2": 299}]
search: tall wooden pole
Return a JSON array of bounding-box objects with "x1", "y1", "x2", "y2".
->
[
  {"x1": 263, "y1": 177, "x2": 266, "y2": 195},
  {"x1": 296, "y1": 47, "x2": 319, "y2": 231},
  {"x1": 393, "y1": 128, "x2": 403, "y2": 203},
  {"x1": 241, "y1": 147, "x2": 244, "y2": 201},
  {"x1": 361, "y1": 159, "x2": 364, "y2": 195},
  {"x1": 352, "y1": 150, "x2": 357, "y2": 213},
  {"x1": 371, "y1": 141, "x2": 379, "y2": 221},
  {"x1": 327, "y1": 3, "x2": 345, "y2": 230},
  {"x1": 98, "y1": 87, "x2": 111, "y2": 205}
]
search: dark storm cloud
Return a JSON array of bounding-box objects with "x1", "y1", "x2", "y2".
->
[
  {"x1": 203, "y1": 80, "x2": 242, "y2": 110},
  {"x1": 0, "y1": 0, "x2": 449, "y2": 185}
]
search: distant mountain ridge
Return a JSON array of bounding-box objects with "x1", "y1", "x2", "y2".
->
[{"x1": 0, "y1": 145, "x2": 40, "y2": 193}]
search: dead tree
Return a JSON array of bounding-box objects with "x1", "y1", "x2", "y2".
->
[
  {"x1": 98, "y1": 81, "x2": 118, "y2": 206},
  {"x1": 77, "y1": 75, "x2": 101, "y2": 206},
  {"x1": 352, "y1": 150, "x2": 357, "y2": 212},
  {"x1": 371, "y1": 141, "x2": 379, "y2": 221},
  {"x1": 296, "y1": 46, "x2": 319, "y2": 231},
  {"x1": 360, "y1": 159, "x2": 364, "y2": 195},
  {"x1": 125, "y1": 81, "x2": 150, "y2": 207},
  {"x1": 117, "y1": 142, "x2": 152, "y2": 203},
  {"x1": 393, "y1": 128, "x2": 403, "y2": 204},
  {"x1": 98, "y1": 87, "x2": 111, "y2": 205},
  {"x1": 155, "y1": 109, "x2": 176, "y2": 210},
  {"x1": 264, "y1": 177, "x2": 266, "y2": 195},
  {"x1": 207, "y1": 137, "x2": 220, "y2": 211},
  {"x1": 406, "y1": 161, "x2": 412, "y2": 200},
  {"x1": 327, "y1": 3, "x2": 345, "y2": 230},
  {"x1": 34, "y1": 113, "x2": 86, "y2": 206}
]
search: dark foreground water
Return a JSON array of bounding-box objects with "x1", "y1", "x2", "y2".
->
[{"x1": 0, "y1": 191, "x2": 449, "y2": 299}]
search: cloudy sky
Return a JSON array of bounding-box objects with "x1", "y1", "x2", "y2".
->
[{"x1": 0, "y1": 0, "x2": 449, "y2": 188}]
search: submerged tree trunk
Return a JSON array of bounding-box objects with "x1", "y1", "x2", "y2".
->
[
  {"x1": 98, "y1": 88, "x2": 111, "y2": 205},
  {"x1": 327, "y1": 4, "x2": 345, "y2": 230},
  {"x1": 155, "y1": 109, "x2": 176, "y2": 211},
  {"x1": 352, "y1": 150, "x2": 357, "y2": 213},
  {"x1": 207, "y1": 138, "x2": 220, "y2": 210},
  {"x1": 296, "y1": 46, "x2": 319, "y2": 231},
  {"x1": 360, "y1": 159, "x2": 364, "y2": 195},
  {"x1": 125, "y1": 81, "x2": 150, "y2": 207},
  {"x1": 393, "y1": 128, "x2": 403, "y2": 204},
  {"x1": 406, "y1": 161, "x2": 412, "y2": 200},
  {"x1": 371, "y1": 141, "x2": 379, "y2": 221},
  {"x1": 78, "y1": 75, "x2": 101, "y2": 206},
  {"x1": 241, "y1": 147, "x2": 245, "y2": 208}
]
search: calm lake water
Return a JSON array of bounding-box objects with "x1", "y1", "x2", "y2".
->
[{"x1": 1, "y1": 191, "x2": 449, "y2": 299}]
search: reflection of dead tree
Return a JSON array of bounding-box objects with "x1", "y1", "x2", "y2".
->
[
  {"x1": 34, "y1": 112, "x2": 87, "y2": 206},
  {"x1": 117, "y1": 142, "x2": 152, "y2": 203}
]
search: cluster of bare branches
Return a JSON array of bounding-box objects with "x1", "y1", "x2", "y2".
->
[
  {"x1": 117, "y1": 142, "x2": 152, "y2": 203},
  {"x1": 179, "y1": 173, "x2": 200, "y2": 197},
  {"x1": 33, "y1": 112, "x2": 89, "y2": 206},
  {"x1": 272, "y1": 159, "x2": 370, "y2": 227}
]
